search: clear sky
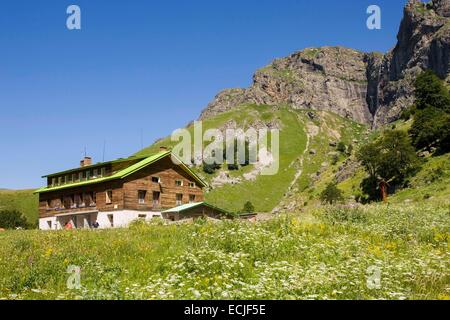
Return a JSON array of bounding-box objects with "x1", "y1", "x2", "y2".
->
[{"x1": 0, "y1": 0, "x2": 410, "y2": 189}]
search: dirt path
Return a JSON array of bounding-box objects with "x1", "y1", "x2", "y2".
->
[{"x1": 272, "y1": 116, "x2": 315, "y2": 213}]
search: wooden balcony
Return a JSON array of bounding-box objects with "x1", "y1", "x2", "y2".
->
[{"x1": 46, "y1": 202, "x2": 97, "y2": 215}]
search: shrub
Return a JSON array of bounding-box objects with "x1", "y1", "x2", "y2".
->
[
  {"x1": 346, "y1": 144, "x2": 353, "y2": 155},
  {"x1": 336, "y1": 142, "x2": 346, "y2": 153},
  {"x1": 321, "y1": 207, "x2": 367, "y2": 224},
  {"x1": 0, "y1": 210, "x2": 29, "y2": 229},
  {"x1": 331, "y1": 154, "x2": 339, "y2": 165},
  {"x1": 320, "y1": 183, "x2": 344, "y2": 204},
  {"x1": 242, "y1": 201, "x2": 255, "y2": 213},
  {"x1": 409, "y1": 70, "x2": 450, "y2": 153},
  {"x1": 202, "y1": 161, "x2": 221, "y2": 174}
]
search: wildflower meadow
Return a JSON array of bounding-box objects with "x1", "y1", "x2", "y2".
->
[{"x1": 0, "y1": 203, "x2": 448, "y2": 300}]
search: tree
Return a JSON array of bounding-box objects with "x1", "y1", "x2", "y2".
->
[
  {"x1": 336, "y1": 142, "x2": 346, "y2": 153},
  {"x1": 320, "y1": 183, "x2": 344, "y2": 205},
  {"x1": 414, "y1": 70, "x2": 450, "y2": 112},
  {"x1": 202, "y1": 159, "x2": 221, "y2": 174},
  {"x1": 356, "y1": 130, "x2": 419, "y2": 201},
  {"x1": 0, "y1": 210, "x2": 29, "y2": 229},
  {"x1": 242, "y1": 201, "x2": 255, "y2": 213},
  {"x1": 410, "y1": 107, "x2": 450, "y2": 151},
  {"x1": 221, "y1": 138, "x2": 251, "y2": 170},
  {"x1": 409, "y1": 70, "x2": 450, "y2": 153}
]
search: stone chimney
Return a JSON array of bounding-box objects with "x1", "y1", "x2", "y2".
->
[{"x1": 80, "y1": 156, "x2": 92, "y2": 167}]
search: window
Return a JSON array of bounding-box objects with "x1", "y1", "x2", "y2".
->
[
  {"x1": 152, "y1": 191, "x2": 160, "y2": 206},
  {"x1": 175, "y1": 179, "x2": 183, "y2": 187},
  {"x1": 100, "y1": 167, "x2": 106, "y2": 177},
  {"x1": 84, "y1": 192, "x2": 95, "y2": 207},
  {"x1": 138, "y1": 190, "x2": 147, "y2": 204},
  {"x1": 68, "y1": 195, "x2": 76, "y2": 208},
  {"x1": 93, "y1": 169, "x2": 98, "y2": 178},
  {"x1": 52, "y1": 178, "x2": 56, "y2": 187},
  {"x1": 152, "y1": 176, "x2": 160, "y2": 183},
  {"x1": 138, "y1": 214, "x2": 147, "y2": 220},
  {"x1": 189, "y1": 194, "x2": 196, "y2": 203},
  {"x1": 79, "y1": 172, "x2": 83, "y2": 182},
  {"x1": 106, "y1": 190, "x2": 113, "y2": 204},
  {"x1": 188, "y1": 182, "x2": 195, "y2": 188},
  {"x1": 176, "y1": 193, "x2": 183, "y2": 205},
  {"x1": 72, "y1": 173, "x2": 77, "y2": 182},
  {"x1": 74, "y1": 194, "x2": 83, "y2": 207},
  {"x1": 86, "y1": 170, "x2": 91, "y2": 180},
  {"x1": 58, "y1": 177, "x2": 62, "y2": 186},
  {"x1": 68, "y1": 174, "x2": 73, "y2": 183},
  {"x1": 47, "y1": 221, "x2": 52, "y2": 229}
]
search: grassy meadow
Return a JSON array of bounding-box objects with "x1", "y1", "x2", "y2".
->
[
  {"x1": 0, "y1": 202, "x2": 448, "y2": 300},
  {"x1": 0, "y1": 190, "x2": 38, "y2": 225}
]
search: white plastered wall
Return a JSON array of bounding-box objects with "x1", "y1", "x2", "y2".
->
[{"x1": 39, "y1": 210, "x2": 162, "y2": 230}]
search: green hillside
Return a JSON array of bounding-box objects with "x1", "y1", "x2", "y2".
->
[
  {"x1": 136, "y1": 104, "x2": 366, "y2": 213},
  {"x1": 0, "y1": 189, "x2": 38, "y2": 225}
]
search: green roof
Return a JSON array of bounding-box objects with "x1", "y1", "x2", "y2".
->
[
  {"x1": 42, "y1": 156, "x2": 148, "y2": 178},
  {"x1": 162, "y1": 202, "x2": 230, "y2": 215},
  {"x1": 35, "y1": 151, "x2": 208, "y2": 194}
]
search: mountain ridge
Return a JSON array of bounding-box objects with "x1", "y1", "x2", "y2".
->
[{"x1": 199, "y1": 0, "x2": 450, "y2": 127}]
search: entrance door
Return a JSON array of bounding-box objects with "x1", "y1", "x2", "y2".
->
[
  {"x1": 71, "y1": 216, "x2": 77, "y2": 228},
  {"x1": 107, "y1": 214, "x2": 114, "y2": 227}
]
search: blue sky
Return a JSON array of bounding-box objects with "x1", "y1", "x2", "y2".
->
[{"x1": 0, "y1": 0, "x2": 409, "y2": 189}]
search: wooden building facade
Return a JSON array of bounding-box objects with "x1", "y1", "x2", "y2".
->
[{"x1": 35, "y1": 150, "x2": 209, "y2": 230}]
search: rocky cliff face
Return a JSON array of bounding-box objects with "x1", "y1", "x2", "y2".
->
[
  {"x1": 200, "y1": 47, "x2": 376, "y2": 124},
  {"x1": 373, "y1": 0, "x2": 450, "y2": 125},
  {"x1": 199, "y1": 0, "x2": 450, "y2": 127}
]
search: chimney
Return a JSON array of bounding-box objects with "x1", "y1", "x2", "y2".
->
[{"x1": 80, "y1": 156, "x2": 92, "y2": 167}]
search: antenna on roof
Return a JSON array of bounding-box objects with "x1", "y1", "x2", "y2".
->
[{"x1": 84, "y1": 146, "x2": 87, "y2": 158}]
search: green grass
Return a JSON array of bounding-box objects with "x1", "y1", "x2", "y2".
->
[
  {"x1": 296, "y1": 111, "x2": 366, "y2": 193},
  {"x1": 0, "y1": 202, "x2": 448, "y2": 300},
  {"x1": 204, "y1": 106, "x2": 307, "y2": 212},
  {"x1": 136, "y1": 105, "x2": 366, "y2": 213},
  {"x1": 389, "y1": 153, "x2": 450, "y2": 204},
  {"x1": 302, "y1": 48, "x2": 320, "y2": 59},
  {"x1": 137, "y1": 104, "x2": 309, "y2": 212},
  {"x1": 0, "y1": 190, "x2": 38, "y2": 225}
]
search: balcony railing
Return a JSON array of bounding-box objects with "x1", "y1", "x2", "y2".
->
[{"x1": 46, "y1": 202, "x2": 97, "y2": 213}]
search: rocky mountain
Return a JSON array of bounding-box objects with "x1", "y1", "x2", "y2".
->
[{"x1": 199, "y1": 0, "x2": 450, "y2": 127}]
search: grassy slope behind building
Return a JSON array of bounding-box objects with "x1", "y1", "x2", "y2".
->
[
  {"x1": 136, "y1": 104, "x2": 366, "y2": 213},
  {"x1": 0, "y1": 190, "x2": 38, "y2": 225}
]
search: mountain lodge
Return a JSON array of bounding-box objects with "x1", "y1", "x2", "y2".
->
[{"x1": 34, "y1": 149, "x2": 226, "y2": 230}]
